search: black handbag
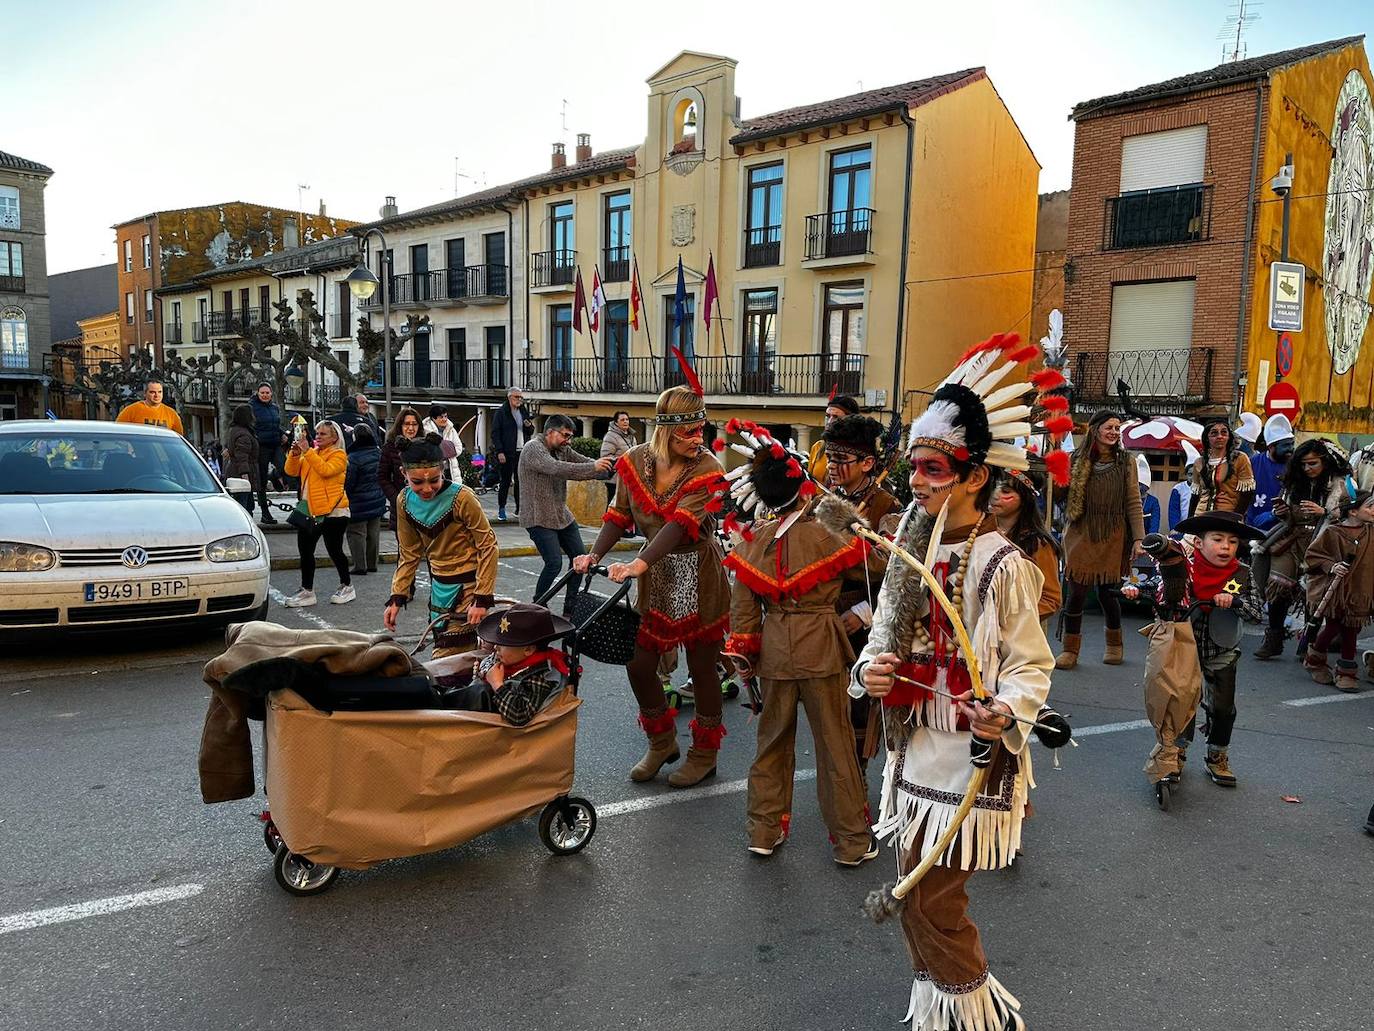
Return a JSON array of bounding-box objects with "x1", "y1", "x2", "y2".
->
[{"x1": 568, "y1": 585, "x2": 640, "y2": 666}]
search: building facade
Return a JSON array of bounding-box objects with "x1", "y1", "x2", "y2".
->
[
  {"x1": 0, "y1": 149, "x2": 54, "y2": 420},
  {"x1": 49, "y1": 263, "x2": 117, "y2": 346},
  {"x1": 113, "y1": 202, "x2": 358, "y2": 364},
  {"x1": 1063, "y1": 35, "x2": 1374, "y2": 436}
]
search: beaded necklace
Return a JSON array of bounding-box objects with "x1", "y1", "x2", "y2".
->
[{"x1": 910, "y1": 514, "x2": 985, "y2": 652}]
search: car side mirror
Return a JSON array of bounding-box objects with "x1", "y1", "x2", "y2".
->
[{"x1": 224, "y1": 477, "x2": 251, "y2": 493}]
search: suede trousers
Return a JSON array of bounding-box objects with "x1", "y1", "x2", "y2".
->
[
  {"x1": 898, "y1": 863, "x2": 987, "y2": 995},
  {"x1": 746, "y1": 673, "x2": 870, "y2": 861}
]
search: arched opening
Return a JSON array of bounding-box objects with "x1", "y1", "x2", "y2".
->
[
  {"x1": 672, "y1": 97, "x2": 700, "y2": 153},
  {"x1": 1, "y1": 305, "x2": 28, "y2": 368}
]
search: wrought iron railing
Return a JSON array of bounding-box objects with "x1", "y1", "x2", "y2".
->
[
  {"x1": 207, "y1": 307, "x2": 272, "y2": 336},
  {"x1": 1104, "y1": 184, "x2": 1212, "y2": 250},
  {"x1": 0, "y1": 274, "x2": 24, "y2": 293},
  {"x1": 388, "y1": 359, "x2": 508, "y2": 393},
  {"x1": 519, "y1": 352, "x2": 865, "y2": 397},
  {"x1": 1070, "y1": 347, "x2": 1215, "y2": 409},
  {"x1": 532, "y1": 250, "x2": 577, "y2": 288},
  {"x1": 466, "y1": 263, "x2": 508, "y2": 299},
  {"x1": 164, "y1": 322, "x2": 183, "y2": 344},
  {"x1": 804, "y1": 207, "x2": 873, "y2": 260},
  {"x1": 603, "y1": 246, "x2": 630, "y2": 283},
  {"x1": 359, "y1": 265, "x2": 509, "y2": 307},
  {"x1": 743, "y1": 225, "x2": 781, "y2": 268}
]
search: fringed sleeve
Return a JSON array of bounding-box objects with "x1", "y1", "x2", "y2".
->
[{"x1": 974, "y1": 551, "x2": 1054, "y2": 755}]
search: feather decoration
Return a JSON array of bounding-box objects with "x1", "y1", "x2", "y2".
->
[
  {"x1": 969, "y1": 359, "x2": 1018, "y2": 398},
  {"x1": 723, "y1": 464, "x2": 751, "y2": 482},
  {"x1": 711, "y1": 438, "x2": 726, "y2": 453},
  {"x1": 979, "y1": 380, "x2": 1033, "y2": 413},
  {"x1": 729, "y1": 443, "x2": 756, "y2": 459},
  {"x1": 671, "y1": 345, "x2": 704, "y2": 397},
  {"x1": 1037, "y1": 395, "x2": 1070, "y2": 413},
  {"x1": 985, "y1": 404, "x2": 1033, "y2": 427},
  {"x1": 1045, "y1": 449, "x2": 1071, "y2": 486},
  {"x1": 985, "y1": 441, "x2": 1032, "y2": 470},
  {"x1": 1030, "y1": 368, "x2": 1066, "y2": 391}
]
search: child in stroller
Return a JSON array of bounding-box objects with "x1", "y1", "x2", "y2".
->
[{"x1": 442, "y1": 602, "x2": 575, "y2": 726}]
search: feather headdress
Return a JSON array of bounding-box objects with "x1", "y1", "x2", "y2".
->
[
  {"x1": 906, "y1": 332, "x2": 1072, "y2": 486},
  {"x1": 709, "y1": 419, "x2": 815, "y2": 537}
]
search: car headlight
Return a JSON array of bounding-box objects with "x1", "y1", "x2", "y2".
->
[
  {"x1": 0, "y1": 542, "x2": 56, "y2": 572},
  {"x1": 207, "y1": 534, "x2": 262, "y2": 563}
]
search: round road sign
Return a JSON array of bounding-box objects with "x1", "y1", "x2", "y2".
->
[
  {"x1": 1276, "y1": 333, "x2": 1294, "y2": 377},
  {"x1": 1264, "y1": 380, "x2": 1301, "y2": 420}
]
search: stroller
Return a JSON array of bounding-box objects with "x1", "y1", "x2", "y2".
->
[{"x1": 256, "y1": 584, "x2": 632, "y2": 896}]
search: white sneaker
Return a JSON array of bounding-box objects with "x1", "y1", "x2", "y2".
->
[
  {"x1": 284, "y1": 589, "x2": 317, "y2": 608},
  {"x1": 330, "y1": 584, "x2": 356, "y2": 605}
]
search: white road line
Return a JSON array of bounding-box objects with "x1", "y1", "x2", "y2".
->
[
  {"x1": 1068, "y1": 718, "x2": 1153, "y2": 738},
  {"x1": 499, "y1": 562, "x2": 541, "y2": 578},
  {"x1": 0, "y1": 884, "x2": 203, "y2": 936},
  {"x1": 598, "y1": 770, "x2": 817, "y2": 819},
  {"x1": 267, "y1": 587, "x2": 337, "y2": 631},
  {"x1": 1282, "y1": 692, "x2": 1374, "y2": 707}
]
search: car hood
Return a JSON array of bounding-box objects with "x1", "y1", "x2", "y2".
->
[{"x1": 0, "y1": 493, "x2": 259, "y2": 548}]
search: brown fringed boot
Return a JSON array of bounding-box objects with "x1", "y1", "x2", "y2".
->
[
  {"x1": 1103, "y1": 627, "x2": 1124, "y2": 665},
  {"x1": 1055, "y1": 633, "x2": 1081, "y2": 670},
  {"x1": 630, "y1": 706, "x2": 680, "y2": 782},
  {"x1": 667, "y1": 715, "x2": 725, "y2": 788}
]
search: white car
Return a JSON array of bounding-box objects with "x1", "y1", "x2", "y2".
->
[{"x1": 0, "y1": 420, "x2": 270, "y2": 635}]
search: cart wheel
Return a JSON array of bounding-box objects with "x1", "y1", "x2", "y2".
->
[
  {"x1": 263, "y1": 820, "x2": 283, "y2": 855},
  {"x1": 538, "y1": 796, "x2": 597, "y2": 856},
  {"x1": 1155, "y1": 781, "x2": 1172, "y2": 812},
  {"x1": 663, "y1": 688, "x2": 682, "y2": 710},
  {"x1": 720, "y1": 677, "x2": 739, "y2": 700},
  {"x1": 272, "y1": 843, "x2": 340, "y2": 896}
]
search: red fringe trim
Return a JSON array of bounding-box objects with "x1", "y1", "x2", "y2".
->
[
  {"x1": 603, "y1": 507, "x2": 635, "y2": 531},
  {"x1": 637, "y1": 611, "x2": 730, "y2": 653},
  {"x1": 616, "y1": 454, "x2": 720, "y2": 525},
  {"x1": 638, "y1": 707, "x2": 679, "y2": 735},
  {"x1": 1045, "y1": 449, "x2": 1071, "y2": 486},
  {"x1": 668, "y1": 508, "x2": 703, "y2": 541},
  {"x1": 724, "y1": 632, "x2": 762, "y2": 656},
  {"x1": 725, "y1": 536, "x2": 870, "y2": 603},
  {"x1": 689, "y1": 718, "x2": 727, "y2": 749}
]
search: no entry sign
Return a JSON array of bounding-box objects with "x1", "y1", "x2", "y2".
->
[{"x1": 1264, "y1": 380, "x2": 1301, "y2": 420}]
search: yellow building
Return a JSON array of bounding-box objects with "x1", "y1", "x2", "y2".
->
[{"x1": 520, "y1": 51, "x2": 1039, "y2": 448}]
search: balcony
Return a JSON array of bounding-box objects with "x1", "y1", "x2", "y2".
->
[
  {"x1": 0, "y1": 274, "x2": 24, "y2": 293},
  {"x1": 385, "y1": 358, "x2": 509, "y2": 394},
  {"x1": 1104, "y1": 185, "x2": 1212, "y2": 250},
  {"x1": 207, "y1": 307, "x2": 272, "y2": 337},
  {"x1": 1070, "y1": 347, "x2": 1215, "y2": 412},
  {"x1": 520, "y1": 352, "x2": 865, "y2": 398},
  {"x1": 803, "y1": 208, "x2": 874, "y2": 264},
  {"x1": 359, "y1": 265, "x2": 509, "y2": 309},
  {"x1": 329, "y1": 312, "x2": 355, "y2": 339},
  {"x1": 1, "y1": 348, "x2": 39, "y2": 373},
  {"x1": 164, "y1": 322, "x2": 183, "y2": 344},
  {"x1": 743, "y1": 225, "x2": 781, "y2": 268},
  {"x1": 191, "y1": 321, "x2": 209, "y2": 343},
  {"x1": 532, "y1": 250, "x2": 577, "y2": 290},
  {"x1": 603, "y1": 246, "x2": 630, "y2": 283}
]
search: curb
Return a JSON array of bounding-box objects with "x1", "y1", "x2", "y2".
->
[{"x1": 268, "y1": 539, "x2": 638, "y2": 571}]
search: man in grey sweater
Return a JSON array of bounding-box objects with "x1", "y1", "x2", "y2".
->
[{"x1": 519, "y1": 414, "x2": 613, "y2": 613}]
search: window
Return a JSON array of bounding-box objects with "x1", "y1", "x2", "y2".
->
[
  {"x1": 1106, "y1": 280, "x2": 1198, "y2": 397},
  {"x1": 550, "y1": 304, "x2": 573, "y2": 388},
  {"x1": 0, "y1": 241, "x2": 22, "y2": 284},
  {"x1": 126, "y1": 292, "x2": 135, "y2": 324},
  {"x1": 828, "y1": 146, "x2": 872, "y2": 213},
  {"x1": 1120, "y1": 126, "x2": 1207, "y2": 192},
  {"x1": 144, "y1": 289, "x2": 154, "y2": 323},
  {"x1": 0, "y1": 187, "x2": 18, "y2": 230},
  {"x1": 664, "y1": 294, "x2": 696, "y2": 389},
  {"x1": 603, "y1": 192, "x2": 631, "y2": 282},
  {"x1": 741, "y1": 289, "x2": 778, "y2": 393},
  {"x1": 485, "y1": 325, "x2": 508, "y2": 388},
  {"x1": 604, "y1": 300, "x2": 630, "y2": 389},
  {"x1": 259, "y1": 285, "x2": 271, "y2": 321},
  {"x1": 744, "y1": 163, "x2": 783, "y2": 267},
  {"x1": 815, "y1": 147, "x2": 873, "y2": 259},
  {"x1": 550, "y1": 200, "x2": 574, "y2": 254},
  {"x1": 446, "y1": 328, "x2": 468, "y2": 388},
  {"x1": 171, "y1": 301, "x2": 181, "y2": 325},
  {"x1": 410, "y1": 243, "x2": 429, "y2": 301},
  {"x1": 336, "y1": 281, "x2": 352, "y2": 337},
  {"x1": 239, "y1": 288, "x2": 251, "y2": 328},
  {"x1": 445, "y1": 238, "x2": 466, "y2": 299},
  {"x1": 822, "y1": 283, "x2": 864, "y2": 395},
  {"x1": 142, "y1": 234, "x2": 152, "y2": 269},
  {"x1": 124, "y1": 240, "x2": 133, "y2": 273},
  {"x1": 1, "y1": 306, "x2": 27, "y2": 370},
  {"x1": 483, "y1": 233, "x2": 507, "y2": 295}
]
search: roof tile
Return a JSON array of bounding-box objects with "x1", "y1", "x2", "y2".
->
[{"x1": 0, "y1": 149, "x2": 54, "y2": 176}]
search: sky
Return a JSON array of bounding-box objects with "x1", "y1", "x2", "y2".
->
[{"x1": 12, "y1": 0, "x2": 1371, "y2": 274}]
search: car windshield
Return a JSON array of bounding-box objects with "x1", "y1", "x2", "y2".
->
[{"x1": 0, "y1": 431, "x2": 222, "y2": 495}]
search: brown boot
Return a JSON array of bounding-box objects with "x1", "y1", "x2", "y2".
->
[
  {"x1": 1305, "y1": 654, "x2": 1334, "y2": 686},
  {"x1": 1335, "y1": 660, "x2": 1360, "y2": 694},
  {"x1": 1103, "y1": 627, "x2": 1124, "y2": 665},
  {"x1": 630, "y1": 707, "x2": 680, "y2": 782},
  {"x1": 667, "y1": 716, "x2": 725, "y2": 788},
  {"x1": 1054, "y1": 633, "x2": 1081, "y2": 670}
]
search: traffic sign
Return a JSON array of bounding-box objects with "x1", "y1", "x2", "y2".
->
[
  {"x1": 1276, "y1": 333, "x2": 1294, "y2": 377},
  {"x1": 1268, "y1": 261, "x2": 1305, "y2": 331},
  {"x1": 1263, "y1": 380, "x2": 1301, "y2": 420}
]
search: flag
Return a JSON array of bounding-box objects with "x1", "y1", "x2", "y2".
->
[
  {"x1": 702, "y1": 253, "x2": 719, "y2": 331},
  {"x1": 673, "y1": 257, "x2": 687, "y2": 334},
  {"x1": 573, "y1": 266, "x2": 587, "y2": 334},
  {"x1": 589, "y1": 266, "x2": 605, "y2": 334},
  {"x1": 629, "y1": 257, "x2": 642, "y2": 331}
]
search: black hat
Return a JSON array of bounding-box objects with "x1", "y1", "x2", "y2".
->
[
  {"x1": 398, "y1": 431, "x2": 446, "y2": 468},
  {"x1": 476, "y1": 602, "x2": 573, "y2": 646},
  {"x1": 1172, "y1": 510, "x2": 1265, "y2": 542},
  {"x1": 822, "y1": 413, "x2": 883, "y2": 458}
]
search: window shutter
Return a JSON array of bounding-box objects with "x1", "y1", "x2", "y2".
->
[
  {"x1": 1119, "y1": 126, "x2": 1207, "y2": 192},
  {"x1": 1109, "y1": 281, "x2": 1196, "y2": 353}
]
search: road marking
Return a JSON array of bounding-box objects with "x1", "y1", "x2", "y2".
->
[
  {"x1": 0, "y1": 884, "x2": 204, "y2": 936},
  {"x1": 1282, "y1": 692, "x2": 1374, "y2": 707},
  {"x1": 267, "y1": 587, "x2": 336, "y2": 631},
  {"x1": 598, "y1": 769, "x2": 817, "y2": 818},
  {"x1": 1069, "y1": 718, "x2": 1153, "y2": 738},
  {"x1": 499, "y1": 562, "x2": 540, "y2": 579}
]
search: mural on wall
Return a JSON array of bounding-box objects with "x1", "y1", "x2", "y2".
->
[{"x1": 1323, "y1": 70, "x2": 1374, "y2": 375}]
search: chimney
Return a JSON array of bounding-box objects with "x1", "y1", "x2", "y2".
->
[
  {"x1": 575, "y1": 133, "x2": 592, "y2": 163},
  {"x1": 380, "y1": 195, "x2": 398, "y2": 218},
  {"x1": 551, "y1": 142, "x2": 567, "y2": 170},
  {"x1": 318, "y1": 199, "x2": 327, "y2": 217}
]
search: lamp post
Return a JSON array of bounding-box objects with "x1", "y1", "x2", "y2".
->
[{"x1": 344, "y1": 228, "x2": 391, "y2": 423}]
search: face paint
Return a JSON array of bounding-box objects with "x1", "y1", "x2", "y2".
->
[
  {"x1": 406, "y1": 468, "x2": 445, "y2": 500},
  {"x1": 911, "y1": 454, "x2": 956, "y2": 487},
  {"x1": 671, "y1": 423, "x2": 704, "y2": 445}
]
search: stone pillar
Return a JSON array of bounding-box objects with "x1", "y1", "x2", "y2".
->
[
  {"x1": 795, "y1": 423, "x2": 814, "y2": 455},
  {"x1": 581, "y1": 417, "x2": 595, "y2": 438},
  {"x1": 476, "y1": 409, "x2": 489, "y2": 453}
]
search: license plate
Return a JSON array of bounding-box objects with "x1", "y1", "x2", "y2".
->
[{"x1": 83, "y1": 579, "x2": 190, "y2": 604}]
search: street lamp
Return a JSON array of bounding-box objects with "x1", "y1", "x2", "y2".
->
[
  {"x1": 346, "y1": 228, "x2": 391, "y2": 423},
  {"x1": 284, "y1": 364, "x2": 306, "y2": 392}
]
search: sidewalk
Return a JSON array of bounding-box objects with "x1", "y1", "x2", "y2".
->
[{"x1": 258, "y1": 489, "x2": 636, "y2": 571}]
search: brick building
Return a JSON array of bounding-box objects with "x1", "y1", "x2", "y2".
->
[
  {"x1": 1063, "y1": 35, "x2": 1371, "y2": 427},
  {"x1": 1032, "y1": 189, "x2": 1068, "y2": 345},
  {"x1": 113, "y1": 202, "x2": 358, "y2": 363},
  {"x1": 0, "y1": 148, "x2": 54, "y2": 420}
]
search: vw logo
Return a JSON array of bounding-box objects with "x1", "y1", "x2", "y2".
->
[{"x1": 121, "y1": 546, "x2": 149, "y2": 569}]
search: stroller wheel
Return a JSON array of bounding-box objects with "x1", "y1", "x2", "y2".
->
[
  {"x1": 721, "y1": 677, "x2": 739, "y2": 700},
  {"x1": 1155, "y1": 781, "x2": 1172, "y2": 812},
  {"x1": 272, "y1": 844, "x2": 340, "y2": 896},
  {"x1": 539, "y1": 796, "x2": 597, "y2": 855},
  {"x1": 262, "y1": 820, "x2": 283, "y2": 855}
]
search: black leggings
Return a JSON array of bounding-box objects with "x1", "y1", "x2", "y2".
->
[
  {"x1": 1062, "y1": 580, "x2": 1121, "y2": 635},
  {"x1": 297, "y1": 517, "x2": 351, "y2": 591}
]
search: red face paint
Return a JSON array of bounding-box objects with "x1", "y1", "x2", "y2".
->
[{"x1": 911, "y1": 454, "x2": 956, "y2": 487}]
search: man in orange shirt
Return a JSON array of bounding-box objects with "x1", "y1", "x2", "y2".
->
[{"x1": 115, "y1": 382, "x2": 185, "y2": 435}]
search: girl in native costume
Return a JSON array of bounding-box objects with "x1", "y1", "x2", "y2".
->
[
  {"x1": 1302, "y1": 486, "x2": 1374, "y2": 693},
  {"x1": 853, "y1": 333, "x2": 1066, "y2": 1031},
  {"x1": 1187, "y1": 417, "x2": 1256, "y2": 516},
  {"x1": 1056, "y1": 409, "x2": 1144, "y2": 670},
  {"x1": 990, "y1": 469, "x2": 1061, "y2": 637},
  {"x1": 717, "y1": 424, "x2": 877, "y2": 864},
  {"x1": 383, "y1": 433, "x2": 499, "y2": 658},
  {"x1": 576, "y1": 375, "x2": 730, "y2": 788}
]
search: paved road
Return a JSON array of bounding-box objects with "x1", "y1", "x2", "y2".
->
[{"x1": 3, "y1": 568, "x2": 1372, "y2": 1031}]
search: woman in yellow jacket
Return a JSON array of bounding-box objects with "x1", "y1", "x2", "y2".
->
[{"x1": 283, "y1": 419, "x2": 354, "y2": 607}]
